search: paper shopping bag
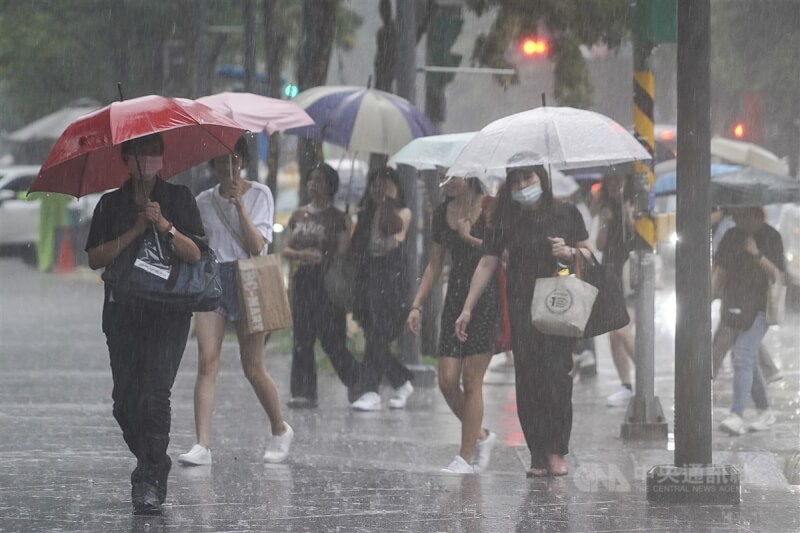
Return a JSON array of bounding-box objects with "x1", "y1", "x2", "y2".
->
[
  {"x1": 236, "y1": 255, "x2": 293, "y2": 334},
  {"x1": 531, "y1": 274, "x2": 598, "y2": 337},
  {"x1": 766, "y1": 276, "x2": 786, "y2": 326}
]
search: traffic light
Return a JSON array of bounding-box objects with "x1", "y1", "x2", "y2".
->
[
  {"x1": 732, "y1": 122, "x2": 746, "y2": 139},
  {"x1": 283, "y1": 83, "x2": 299, "y2": 99},
  {"x1": 519, "y1": 36, "x2": 549, "y2": 58}
]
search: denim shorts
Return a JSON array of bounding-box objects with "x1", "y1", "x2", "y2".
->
[{"x1": 214, "y1": 262, "x2": 241, "y2": 322}]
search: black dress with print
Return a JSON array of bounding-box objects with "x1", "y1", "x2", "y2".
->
[{"x1": 432, "y1": 201, "x2": 499, "y2": 358}]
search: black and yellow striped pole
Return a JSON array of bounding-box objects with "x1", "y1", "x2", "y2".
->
[
  {"x1": 633, "y1": 70, "x2": 656, "y2": 248},
  {"x1": 620, "y1": 1, "x2": 669, "y2": 441}
]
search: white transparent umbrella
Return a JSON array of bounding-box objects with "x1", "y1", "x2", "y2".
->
[
  {"x1": 447, "y1": 106, "x2": 651, "y2": 184},
  {"x1": 710, "y1": 137, "x2": 790, "y2": 177},
  {"x1": 389, "y1": 132, "x2": 477, "y2": 169}
]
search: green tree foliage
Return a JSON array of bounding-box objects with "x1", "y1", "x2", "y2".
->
[
  {"x1": 711, "y1": 0, "x2": 800, "y2": 135},
  {"x1": 0, "y1": 0, "x2": 361, "y2": 134},
  {"x1": 464, "y1": 0, "x2": 629, "y2": 108}
]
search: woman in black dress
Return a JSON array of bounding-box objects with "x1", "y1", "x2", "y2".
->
[
  {"x1": 407, "y1": 174, "x2": 499, "y2": 474},
  {"x1": 455, "y1": 161, "x2": 593, "y2": 477}
]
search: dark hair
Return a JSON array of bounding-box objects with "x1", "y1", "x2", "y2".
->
[
  {"x1": 359, "y1": 166, "x2": 406, "y2": 209},
  {"x1": 121, "y1": 133, "x2": 164, "y2": 159},
  {"x1": 209, "y1": 135, "x2": 250, "y2": 169},
  {"x1": 490, "y1": 163, "x2": 553, "y2": 231},
  {"x1": 465, "y1": 177, "x2": 484, "y2": 195},
  {"x1": 309, "y1": 163, "x2": 340, "y2": 198},
  {"x1": 351, "y1": 166, "x2": 407, "y2": 259},
  {"x1": 599, "y1": 173, "x2": 632, "y2": 209}
]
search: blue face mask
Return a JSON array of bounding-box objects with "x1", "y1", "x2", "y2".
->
[{"x1": 511, "y1": 183, "x2": 543, "y2": 206}]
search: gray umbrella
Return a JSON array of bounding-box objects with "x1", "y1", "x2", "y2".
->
[
  {"x1": 711, "y1": 166, "x2": 800, "y2": 206},
  {"x1": 5, "y1": 98, "x2": 102, "y2": 142}
]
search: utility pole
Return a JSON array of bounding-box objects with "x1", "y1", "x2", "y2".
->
[
  {"x1": 395, "y1": 0, "x2": 434, "y2": 386},
  {"x1": 621, "y1": 0, "x2": 669, "y2": 442},
  {"x1": 395, "y1": 0, "x2": 420, "y2": 366},
  {"x1": 647, "y1": 0, "x2": 739, "y2": 503},
  {"x1": 243, "y1": 0, "x2": 259, "y2": 183}
]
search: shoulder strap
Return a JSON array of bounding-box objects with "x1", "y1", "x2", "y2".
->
[{"x1": 211, "y1": 192, "x2": 250, "y2": 256}]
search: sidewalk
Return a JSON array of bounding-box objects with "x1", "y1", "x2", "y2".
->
[{"x1": 1, "y1": 258, "x2": 798, "y2": 532}]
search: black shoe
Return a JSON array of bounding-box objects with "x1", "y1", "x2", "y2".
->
[
  {"x1": 133, "y1": 482, "x2": 162, "y2": 515},
  {"x1": 288, "y1": 396, "x2": 317, "y2": 409}
]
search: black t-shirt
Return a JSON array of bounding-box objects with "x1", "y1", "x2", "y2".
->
[
  {"x1": 484, "y1": 201, "x2": 589, "y2": 323},
  {"x1": 86, "y1": 178, "x2": 205, "y2": 305},
  {"x1": 714, "y1": 224, "x2": 785, "y2": 312}
]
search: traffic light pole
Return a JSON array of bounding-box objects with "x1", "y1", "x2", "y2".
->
[
  {"x1": 395, "y1": 0, "x2": 435, "y2": 387},
  {"x1": 621, "y1": 30, "x2": 668, "y2": 443},
  {"x1": 647, "y1": 0, "x2": 739, "y2": 503}
]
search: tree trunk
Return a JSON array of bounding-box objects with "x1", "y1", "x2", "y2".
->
[
  {"x1": 296, "y1": 0, "x2": 339, "y2": 205},
  {"x1": 264, "y1": 0, "x2": 288, "y2": 201}
]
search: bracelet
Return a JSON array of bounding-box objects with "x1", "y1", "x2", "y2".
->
[{"x1": 410, "y1": 306, "x2": 422, "y2": 313}]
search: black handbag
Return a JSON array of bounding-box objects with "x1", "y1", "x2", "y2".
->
[
  {"x1": 102, "y1": 230, "x2": 222, "y2": 312},
  {"x1": 581, "y1": 252, "x2": 630, "y2": 338},
  {"x1": 323, "y1": 257, "x2": 357, "y2": 310},
  {"x1": 720, "y1": 285, "x2": 758, "y2": 330}
]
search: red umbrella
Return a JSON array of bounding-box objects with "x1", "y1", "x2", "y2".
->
[
  {"x1": 196, "y1": 92, "x2": 314, "y2": 134},
  {"x1": 29, "y1": 95, "x2": 247, "y2": 197}
]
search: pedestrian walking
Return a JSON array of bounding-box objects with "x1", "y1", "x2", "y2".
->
[
  {"x1": 711, "y1": 207, "x2": 782, "y2": 383},
  {"x1": 283, "y1": 163, "x2": 364, "y2": 408},
  {"x1": 179, "y1": 137, "x2": 293, "y2": 467},
  {"x1": 594, "y1": 174, "x2": 638, "y2": 406},
  {"x1": 713, "y1": 207, "x2": 785, "y2": 436},
  {"x1": 455, "y1": 161, "x2": 593, "y2": 477},
  {"x1": 349, "y1": 166, "x2": 415, "y2": 411},
  {"x1": 407, "y1": 173, "x2": 499, "y2": 474},
  {"x1": 85, "y1": 133, "x2": 204, "y2": 514}
]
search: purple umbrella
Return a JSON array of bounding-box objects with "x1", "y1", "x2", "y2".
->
[{"x1": 285, "y1": 85, "x2": 437, "y2": 155}]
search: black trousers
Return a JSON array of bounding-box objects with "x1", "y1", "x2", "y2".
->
[
  {"x1": 361, "y1": 327, "x2": 414, "y2": 393},
  {"x1": 103, "y1": 300, "x2": 190, "y2": 500},
  {"x1": 513, "y1": 328, "x2": 575, "y2": 469},
  {"x1": 290, "y1": 266, "x2": 363, "y2": 401}
]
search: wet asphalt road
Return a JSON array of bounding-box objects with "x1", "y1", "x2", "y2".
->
[{"x1": 1, "y1": 258, "x2": 798, "y2": 532}]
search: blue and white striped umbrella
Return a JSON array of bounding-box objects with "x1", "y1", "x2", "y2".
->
[{"x1": 285, "y1": 85, "x2": 437, "y2": 156}]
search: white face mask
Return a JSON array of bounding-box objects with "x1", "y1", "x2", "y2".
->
[
  {"x1": 511, "y1": 183, "x2": 543, "y2": 206},
  {"x1": 128, "y1": 155, "x2": 163, "y2": 181}
]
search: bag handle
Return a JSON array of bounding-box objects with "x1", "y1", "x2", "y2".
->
[
  {"x1": 553, "y1": 247, "x2": 594, "y2": 279},
  {"x1": 211, "y1": 191, "x2": 253, "y2": 259}
]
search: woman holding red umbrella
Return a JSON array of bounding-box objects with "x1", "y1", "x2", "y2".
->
[{"x1": 85, "y1": 133, "x2": 204, "y2": 514}]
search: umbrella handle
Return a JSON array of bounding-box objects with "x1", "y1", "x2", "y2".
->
[{"x1": 152, "y1": 223, "x2": 165, "y2": 261}]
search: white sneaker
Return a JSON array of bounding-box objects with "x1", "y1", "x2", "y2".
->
[
  {"x1": 719, "y1": 413, "x2": 747, "y2": 436},
  {"x1": 351, "y1": 392, "x2": 382, "y2": 411},
  {"x1": 263, "y1": 423, "x2": 294, "y2": 463},
  {"x1": 178, "y1": 444, "x2": 212, "y2": 466},
  {"x1": 441, "y1": 455, "x2": 474, "y2": 474},
  {"x1": 472, "y1": 430, "x2": 497, "y2": 472},
  {"x1": 606, "y1": 386, "x2": 633, "y2": 407},
  {"x1": 388, "y1": 381, "x2": 414, "y2": 409},
  {"x1": 748, "y1": 410, "x2": 776, "y2": 432}
]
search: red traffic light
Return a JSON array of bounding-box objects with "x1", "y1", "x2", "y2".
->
[
  {"x1": 732, "y1": 122, "x2": 746, "y2": 139},
  {"x1": 520, "y1": 37, "x2": 549, "y2": 58}
]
